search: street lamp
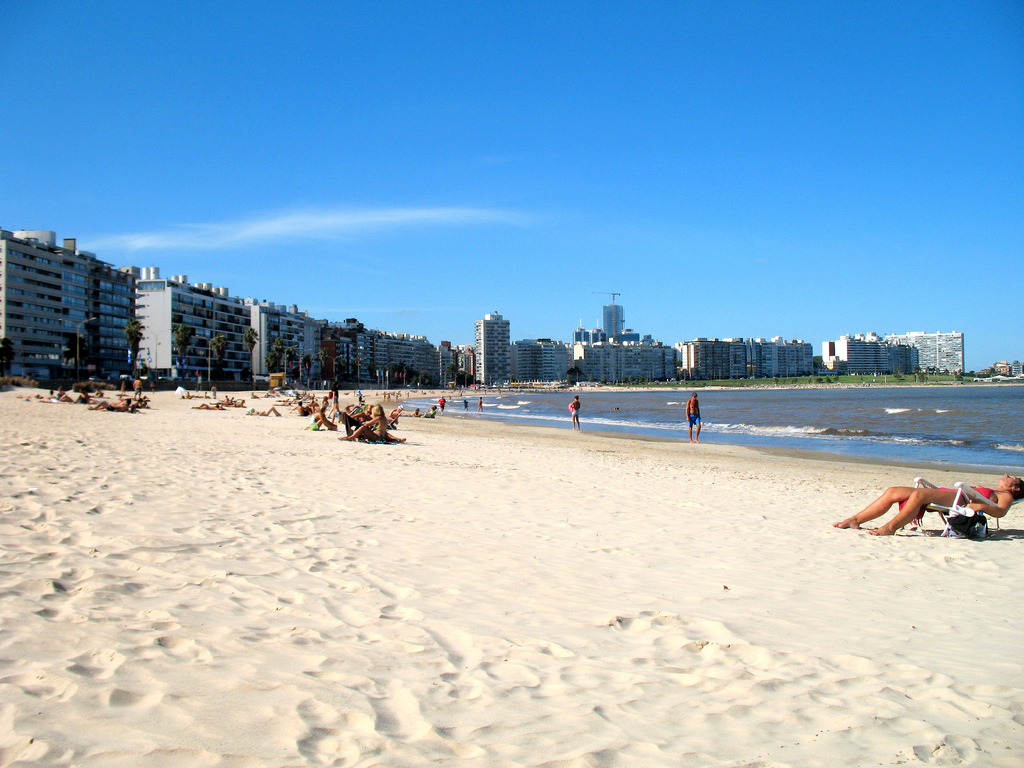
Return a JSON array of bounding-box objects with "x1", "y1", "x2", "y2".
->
[{"x1": 75, "y1": 316, "x2": 98, "y2": 383}]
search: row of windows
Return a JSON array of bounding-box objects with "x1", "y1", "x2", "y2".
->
[
  {"x1": 63, "y1": 296, "x2": 87, "y2": 309},
  {"x1": 5, "y1": 312, "x2": 64, "y2": 327},
  {"x1": 7, "y1": 300, "x2": 63, "y2": 314},
  {"x1": 63, "y1": 271, "x2": 87, "y2": 285},
  {"x1": 7, "y1": 287, "x2": 61, "y2": 303},
  {"x1": 6, "y1": 326, "x2": 67, "y2": 340},
  {"x1": 99, "y1": 280, "x2": 133, "y2": 295},
  {"x1": 9, "y1": 261, "x2": 62, "y2": 279},
  {"x1": 8, "y1": 249, "x2": 61, "y2": 267},
  {"x1": 96, "y1": 303, "x2": 130, "y2": 318},
  {"x1": 94, "y1": 293, "x2": 132, "y2": 307},
  {"x1": 9, "y1": 274, "x2": 61, "y2": 292}
]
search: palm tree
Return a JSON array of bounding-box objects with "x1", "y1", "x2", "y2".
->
[
  {"x1": 243, "y1": 328, "x2": 259, "y2": 386},
  {"x1": 173, "y1": 323, "x2": 194, "y2": 378},
  {"x1": 265, "y1": 349, "x2": 281, "y2": 374},
  {"x1": 0, "y1": 337, "x2": 14, "y2": 376},
  {"x1": 301, "y1": 353, "x2": 312, "y2": 387},
  {"x1": 317, "y1": 349, "x2": 328, "y2": 384},
  {"x1": 210, "y1": 334, "x2": 227, "y2": 379},
  {"x1": 285, "y1": 346, "x2": 297, "y2": 383},
  {"x1": 352, "y1": 355, "x2": 361, "y2": 388},
  {"x1": 124, "y1": 319, "x2": 144, "y2": 376}
]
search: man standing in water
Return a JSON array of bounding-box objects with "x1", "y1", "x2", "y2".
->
[{"x1": 686, "y1": 393, "x2": 701, "y2": 443}]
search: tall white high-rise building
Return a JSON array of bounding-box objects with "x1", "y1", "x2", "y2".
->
[
  {"x1": 475, "y1": 312, "x2": 510, "y2": 385},
  {"x1": 885, "y1": 331, "x2": 964, "y2": 372}
]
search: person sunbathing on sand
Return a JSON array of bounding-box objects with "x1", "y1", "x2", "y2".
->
[
  {"x1": 89, "y1": 400, "x2": 138, "y2": 413},
  {"x1": 338, "y1": 405, "x2": 405, "y2": 443},
  {"x1": 192, "y1": 402, "x2": 226, "y2": 410},
  {"x1": 834, "y1": 474, "x2": 1024, "y2": 536},
  {"x1": 246, "y1": 407, "x2": 282, "y2": 416}
]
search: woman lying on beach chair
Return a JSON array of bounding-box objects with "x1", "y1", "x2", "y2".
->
[
  {"x1": 338, "y1": 405, "x2": 406, "y2": 444},
  {"x1": 834, "y1": 474, "x2": 1023, "y2": 536}
]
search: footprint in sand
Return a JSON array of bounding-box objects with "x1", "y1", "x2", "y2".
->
[
  {"x1": 369, "y1": 681, "x2": 433, "y2": 740},
  {"x1": 295, "y1": 698, "x2": 374, "y2": 764},
  {"x1": 156, "y1": 636, "x2": 213, "y2": 663},
  {"x1": 67, "y1": 649, "x2": 126, "y2": 679},
  {"x1": 1, "y1": 672, "x2": 78, "y2": 701},
  {"x1": 104, "y1": 687, "x2": 163, "y2": 708}
]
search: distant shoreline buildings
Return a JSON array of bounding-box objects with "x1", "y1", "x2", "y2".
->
[{"x1": 0, "y1": 228, "x2": 981, "y2": 384}]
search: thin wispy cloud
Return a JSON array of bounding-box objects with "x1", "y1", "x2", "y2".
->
[{"x1": 91, "y1": 206, "x2": 524, "y2": 251}]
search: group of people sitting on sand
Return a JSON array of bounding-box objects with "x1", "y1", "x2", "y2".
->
[{"x1": 300, "y1": 402, "x2": 405, "y2": 444}]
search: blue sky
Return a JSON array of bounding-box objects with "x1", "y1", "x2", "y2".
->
[{"x1": 2, "y1": 0, "x2": 1021, "y2": 369}]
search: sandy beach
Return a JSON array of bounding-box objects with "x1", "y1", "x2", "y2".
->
[{"x1": 0, "y1": 387, "x2": 1021, "y2": 767}]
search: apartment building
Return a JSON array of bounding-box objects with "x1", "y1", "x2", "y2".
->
[
  {"x1": 822, "y1": 333, "x2": 891, "y2": 375},
  {"x1": 745, "y1": 337, "x2": 814, "y2": 378},
  {"x1": 675, "y1": 338, "x2": 748, "y2": 380},
  {"x1": 1, "y1": 230, "x2": 135, "y2": 379},
  {"x1": 573, "y1": 340, "x2": 678, "y2": 383},
  {"x1": 886, "y1": 331, "x2": 964, "y2": 373},
  {"x1": 475, "y1": 312, "x2": 511, "y2": 385},
  {"x1": 511, "y1": 338, "x2": 572, "y2": 382},
  {"x1": 246, "y1": 299, "x2": 323, "y2": 380},
  {"x1": 134, "y1": 268, "x2": 252, "y2": 379}
]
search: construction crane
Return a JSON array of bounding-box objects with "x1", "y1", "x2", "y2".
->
[{"x1": 592, "y1": 291, "x2": 621, "y2": 342}]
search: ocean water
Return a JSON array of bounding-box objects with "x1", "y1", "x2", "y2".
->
[{"x1": 407, "y1": 386, "x2": 1024, "y2": 471}]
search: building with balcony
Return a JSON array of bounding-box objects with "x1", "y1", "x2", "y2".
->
[
  {"x1": 745, "y1": 337, "x2": 814, "y2": 378},
  {"x1": 573, "y1": 340, "x2": 678, "y2": 383},
  {"x1": 134, "y1": 269, "x2": 253, "y2": 380},
  {"x1": 511, "y1": 338, "x2": 572, "y2": 382},
  {"x1": 246, "y1": 299, "x2": 323, "y2": 381},
  {"x1": 1, "y1": 229, "x2": 135, "y2": 379},
  {"x1": 475, "y1": 312, "x2": 510, "y2": 385},
  {"x1": 822, "y1": 333, "x2": 891, "y2": 375},
  {"x1": 885, "y1": 331, "x2": 964, "y2": 373},
  {"x1": 675, "y1": 338, "x2": 748, "y2": 380}
]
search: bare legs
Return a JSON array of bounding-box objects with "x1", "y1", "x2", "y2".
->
[{"x1": 834, "y1": 486, "x2": 960, "y2": 535}]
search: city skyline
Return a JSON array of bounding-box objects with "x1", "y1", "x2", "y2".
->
[{"x1": 2, "y1": 2, "x2": 1020, "y2": 370}]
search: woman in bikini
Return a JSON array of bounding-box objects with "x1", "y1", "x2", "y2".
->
[
  {"x1": 834, "y1": 474, "x2": 1024, "y2": 536},
  {"x1": 338, "y1": 405, "x2": 405, "y2": 444}
]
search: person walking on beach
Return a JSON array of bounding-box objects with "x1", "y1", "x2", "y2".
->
[
  {"x1": 438, "y1": 396, "x2": 446, "y2": 414},
  {"x1": 133, "y1": 377, "x2": 143, "y2": 401},
  {"x1": 569, "y1": 395, "x2": 581, "y2": 430},
  {"x1": 478, "y1": 397, "x2": 483, "y2": 412},
  {"x1": 686, "y1": 393, "x2": 701, "y2": 443}
]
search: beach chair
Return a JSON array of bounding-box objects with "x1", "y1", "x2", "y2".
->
[{"x1": 911, "y1": 477, "x2": 1016, "y2": 535}]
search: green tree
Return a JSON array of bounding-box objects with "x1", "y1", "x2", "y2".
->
[
  {"x1": 210, "y1": 334, "x2": 227, "y2": 379},
  {"x1": 271, "y1": 337, "x2": 286, "y2": 373},
  {"x1": 124, "y1": 318, "x2": 145, "y2": 375},
  {"x1": 265, "y1": 349, "x2": 281, "y2": 374},
  {"x1": 243, "y1": 328, "x2": 259, "y2": 385},
  {"x1": 173, "y1": 323, "x2": 194, "y2": 377},
  {"x1": 285, "y1": 346, "x2": 297, "y2": 382},
  {"x1": 0, "y1": 337, "x2": 14, "y2": 376}
]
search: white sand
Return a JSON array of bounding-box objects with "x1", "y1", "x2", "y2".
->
[{"x1": 0, "y1": 387, "x2": 1021, "y2": 767}]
